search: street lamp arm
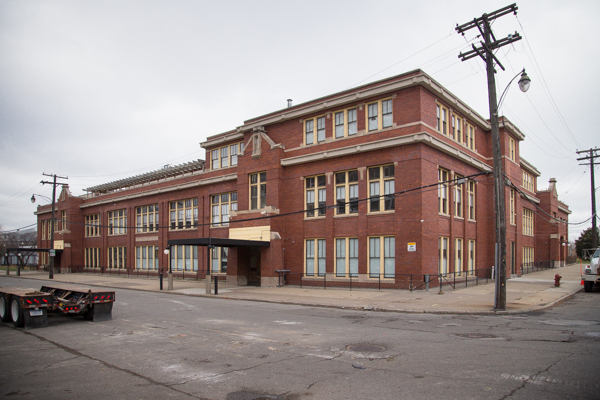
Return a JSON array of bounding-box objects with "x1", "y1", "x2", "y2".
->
[
  {"x1": 497, "y1": 68, "x2": 531, "y2": 110},
  {"x1": 31, "y1": 194, "x2": 53, "y2": 204}
]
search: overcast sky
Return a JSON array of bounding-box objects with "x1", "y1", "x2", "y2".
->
[{"x1": 1, "y1": 0, "x2": 598, "y2": 242}]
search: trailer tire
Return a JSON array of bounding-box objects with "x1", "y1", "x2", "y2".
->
[
  {"x1": 82, "y1": 305, "x2": 93, "y2": 321},
  {"x1": 11, "y1": 298, "x2": 24, "y2": 328},
  {"x1": 584, "y1": 280, "x2": 594, "y2": 293},
  {"x1": 0, "y1": 295, "x2": 12, "y2": 322}
]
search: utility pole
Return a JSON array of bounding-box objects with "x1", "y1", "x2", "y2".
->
[
  {"x1": 577, "y1": 148, "x2": 599, "y2": 249},
  {"x1": 40, "y1": 173, "x2": 68, "y2": 279},
  {"x1": 456, "y1": 3, "x2": 522, "y2": 310}
]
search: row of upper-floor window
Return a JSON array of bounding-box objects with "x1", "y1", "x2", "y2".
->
[
  {"x1": 436, "y1": 103, "x2": 476, "y2": 151},
  {"x1": 437, "y1": 168, "x2": 476, "y2": 220}
]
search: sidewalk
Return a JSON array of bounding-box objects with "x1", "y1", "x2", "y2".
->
[{"x1": 1, "y1": 263, "x2": 585, "y2": 314}]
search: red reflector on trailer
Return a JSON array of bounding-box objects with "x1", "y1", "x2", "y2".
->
[{"x1": 26, "y1": 300, "x2": 32, "y2": 304}]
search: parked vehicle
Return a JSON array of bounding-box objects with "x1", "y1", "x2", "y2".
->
[
  {"x1": 0, "y1": 284, "x2": 115, "y2": 329},
  {"x1": 582, "y1": 248, "x2": 600, "y2": 292}
]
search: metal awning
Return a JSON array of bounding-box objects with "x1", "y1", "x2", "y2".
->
[{"x1": 166, "y1": 238, "x2": 270, "y2": 248}]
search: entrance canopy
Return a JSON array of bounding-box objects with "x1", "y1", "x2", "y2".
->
[{"x1": 167, "y1": 238, "x2": 270, "y2": 248}]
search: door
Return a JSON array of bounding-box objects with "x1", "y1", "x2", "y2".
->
[{"x1": 247, "y1": 248, "x2": 261, "y2": 286}]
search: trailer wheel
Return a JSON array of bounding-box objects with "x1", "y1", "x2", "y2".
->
[
  {"x1": 11, "y1": 298, "x2": 24, "y2": 328},
  {"x1": 0, "y1": 295, "x2": 12, "y2": 322},
  {"x1": 584, "y1": 281, "x2": 594, "y2": 293},
  {"x1": 82, "y1": 305, "x2": 93, "y2": 321}
]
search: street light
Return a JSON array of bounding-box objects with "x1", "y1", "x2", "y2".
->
[
  {"x1": 17, "y1": 252, "x2": 22, "y2": 276},
  {"x1": 490, "y1": 69, "x2": 532, "y2": 310},
  {"x1": 164, "y1": 246, "x2": 173, "y2": 290},
  {"x1": 31, "y1": 194, "x2": 52, "y2": 204}
]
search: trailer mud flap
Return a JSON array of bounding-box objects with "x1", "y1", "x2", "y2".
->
[
  {"x1": 92, "y1": 302, "x2": 113, "y2": 322},
  {"x1": 23, "y1": 308, "x2": 48, "y2": 330}
]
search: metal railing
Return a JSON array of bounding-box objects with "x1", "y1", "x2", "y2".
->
[{"x1": 281, "y1": 267, "x2": 494, "y2": 292}]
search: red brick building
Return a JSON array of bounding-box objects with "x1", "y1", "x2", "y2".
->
[{"x1": 35, "y1": 70, "x2": 570, "y2": 287}]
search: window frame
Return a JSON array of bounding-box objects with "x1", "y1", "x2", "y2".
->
[
  {"x1": 304, "y1": 239, "x2": 326, "y2": 277},
  {"x1": 305, "y1": 175, "x2": 326, "y2": 218},
  {"x1": 304, "y1": 115, "x2": 326, "y2": 145},
  {"x1": 523, "y1": 246, "x2": 534, "y2": 265},
  {"x1": 468, "y1": 240, "x2": 476, "y2": 276},
  {"x1": 136, "y1": 205, "x2": 159, "y2": 233},
  {"x1": 467, "y1": 181, "x2": 476, "y2": 221},
  {"x1": 170, "y1": 244, "x2": 198, "y2": 272},
  {"x1": 335, "y1": 170, "x2": 359, "y2": 216},
  {"x1": 508, "y1": 137, "x2": 516, "y2": 161},
  {"x1": 437, "y1": 104, "x2": 449, "y2": 136},
  {"x1": 438, "y1": 236, "x2": 449, "y2": 277},
  {"x1": 84, "y1": 247, "x2": 100, "y2": 268},
  {"x1": 169, "y1": 198, "x2": 198, "y2": 230},
  {"x1": 438, "y1": 168, "x2": 449, "y2": 215},
  {"x1": 455, "y1": 238, "x2": 463, "y2": 276},
  {"x1": 107, "y1": 246, "x2": 127, "y2": 269},
  {"x1": 107, "y1": 209, "x2": 127, "y2": 236},
  {"x1": 211, "y1": 142, "x2": 243, "y2": 170},
  {"x1": 454, "y1": 175, "x2": 463, "y2": 218},
  {"x1": 366, "y1": 98, "x2": 393, "y2": 132},
  {"x1": 135, "y1": 245, "x2": 159, "y2": 270},
  {"x1": 465, "y1": 122, "x2": 476, "y2": 151},
  {"x1": 368, "y1": 236, "x2": 395, "y2": 279},
  {"x1": 211, "y1": 192, "x2": 237, "y2": 226},
  {"x1": 522, "y1": 171, "x2": 535, "y2": 192},
  {"x1": 334, "y1": 107, "x2": 358, "y2": 139},
  {"x1": 210, "y1": 246, "x2": 228, "y2": 274},
  {"x1": 335, "y1": 237, "x2": 359, "y2": 278},
  {"x1": 85, "y1": 214, "x2": 101, "y2": 237},
  {"x1": 368, "y1": 164, "x2": 395, "y2": 213},
  {"x1": 523, "y1": 208, "x2": 534, "y2": 236},
  {"x1": 509, "y1": 189, "x2": 517, "y2": 225},
  {"x1": 249, "y1": 172, "x2": 267, "y2": 210}
]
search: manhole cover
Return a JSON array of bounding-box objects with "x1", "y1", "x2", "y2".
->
[
  {"x1": 346, "y1": 343, "x2": 386, "y2": 353},
  {"x1": 454, "y1": 333, "x2": 498, "y2": 339}
]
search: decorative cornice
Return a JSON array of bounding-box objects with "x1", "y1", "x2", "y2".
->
[
  {"x1": 200, "y1": 132, "x2": 244, "y2": 149},
  {"x1": 520, "y1": 158, "x2": 541, "y2": 176}
]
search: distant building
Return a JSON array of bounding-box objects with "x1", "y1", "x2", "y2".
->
[{"x1": 34, "y1": 70, "x2": 569, "y2": 287}]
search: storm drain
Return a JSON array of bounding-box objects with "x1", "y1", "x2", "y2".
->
[
  {"x1": 454, "y1": 333, "x2": 498, "y2": 339},
  {"x1": 346, "y1": 343, "x2": 387, "y2": 353}
]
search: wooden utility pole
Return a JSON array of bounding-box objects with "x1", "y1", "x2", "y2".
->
[
  {"x1": 456, "y1": 3, "x2": 522, "y2": 310},
  {"x1": 577, "y1": 148, "x2": 599, "y2": 249},
  {"x1": 40, "y1": 173, "x2": 68, "y2": 279}
]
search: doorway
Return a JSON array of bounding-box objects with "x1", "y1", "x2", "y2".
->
[{"x1": 247, "y1": 248, "x2": 261, "y2": 286}]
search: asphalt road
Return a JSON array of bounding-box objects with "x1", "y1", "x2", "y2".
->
[{"x1": 1, "y1": 276, "x2": 599, "y2": 400}]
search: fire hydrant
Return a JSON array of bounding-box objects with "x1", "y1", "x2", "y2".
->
[{"x1": 554, "y1": 274, "x2": 562, "y2": 287}]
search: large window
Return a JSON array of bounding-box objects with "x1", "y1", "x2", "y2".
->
[
  {"x1": 335, "y1": 170, "x2": 359, "y2": 215},
  {"x1": 107, "y1": 247, "x2": 127, "y2": 269},
  {"x1": 335, "y1": 237, "x2": 359, "y2": 278},
  {"x1": 170, "y1": 199, "x2": 198, "y2": 230},
  {"x1": 210, "y1": 247, "x2": 228, "y2": 274},
  {"x1": 438, "y1": 237, "x2": 449, "y2": 276},
  {"x1": 522, "y1": 171, "x2": 535, "y2": 192},
  {"x1": 508, "y1": 137, "x2": 516, "y2": 161},
  {"x1": 523, "y1": 208, "x2": 534, "y2": 236},
  {"x1": 170, "y1": 245, "x2": 198, "y2": 271},
  {"x1": 85, "y1": 214, "x2": 101, "y2": 237},
  {"x1": 455, "y1": 238, "x2": 463, "y2": 276},
  {"x1": 40, "y1": 220, "x2": 46, "y2": 240},
  {"x1": 465, "y1": 122, "x2": 475, "y2": 151},
  {"x1": 454, "y1": 175, "x2": 463, "y2": 218},
  {"x1": 136, "y1": 246, "x2": 159, "y2": 270},
  {"x1": 85, "y1": 247, "x2": 100, "y2": 268},
  {"x1": 523, "y1": 246, "x2": 534, "y2": 265},
  {"x1": 211, "y1": 143, "x2": 243, "y2": 170},
  {"x1": 305, "y1": 175, "x2": 326, "y2": 218},
  {"x1": 367, "y1": 98, "x2": 393, "y2": 132},
  {"x1": 437, "y1": 104, "x2": 449, "y2": 136},
  {"x1": 452, "y1": 115, "x2": 463, "y2": 143},
  {"x1": 60, "y1": 210, "x2": 67, "y2": 231},
  {"x1": 304, "y1": 116, "x2": 326, "y2": 145},
  {"x1": 136, "y1": 205, "x2": 159, "y2": 233},
  {"x1": 438, "y1": 168, "x2": 449, "y2": 215},
  {"x1": 305, "y1": 239, "x2": 326, "y2": 277},
  {"x1": 212, "y1": 192, "x2": 237, "y2": 226},
  {"x1": 510, "y1": 189, "x2": 516, "y2": 225},
  {"x1": 369, "y1": 165, "x2": 395, "y2": 212},
  {"x1": 369, "y1": 236, "x2": 395, "y2": 278},
  {"x1": 468, "y1": 240, "x2": 476, "y2": 276},
  {"x1": 468, "y1": 181, "x2": 476, "y2": 220},
  {"x1": 250, "y1": 172, "x2": 267, "y2": 210},
  {"x1": 108, "y1": 209, "x2": 127, "y2": 235},
  {"x1": 334, "y1": 107, "x2": 358, "y2": 138}
]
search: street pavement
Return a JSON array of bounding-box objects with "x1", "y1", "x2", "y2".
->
[{"x1": 2, "y1": 262, "x2": 587, "y2": 314}]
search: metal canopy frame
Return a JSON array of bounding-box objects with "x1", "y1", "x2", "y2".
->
[
  {"x1": 85, "y1": 159, "x2": 205, "y2": 194},
  {"x1": 167, "y1": 238, "x2": 270, "y2": 248}
]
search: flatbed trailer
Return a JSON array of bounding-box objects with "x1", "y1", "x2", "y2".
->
[{"x1": 0, "y1": 285, "x2": 115, "y2": 329}]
